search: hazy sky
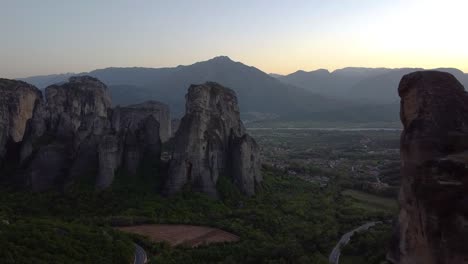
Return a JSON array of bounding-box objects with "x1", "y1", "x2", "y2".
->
[{"x1": 1, "y1": 0, "x2": 467, "y2": 78}]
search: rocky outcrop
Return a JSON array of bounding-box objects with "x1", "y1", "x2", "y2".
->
[
  {"x1": 0, "y1": 79, "x2": 42, "y2": 169},
  {"x1": 171, "y1": 118, "x2": 181, "y2": 136},
  {"x1": 389, "y1": 71, "x2": 468, "y2": 264},
  {"x1": 17, "y1": 76, "x2": 162, "y2": 190},
  {"x1": 97, "y1": 105, "x2": 162, "y2": 188},
  {"x1": 1, "y1": 77, "x2": 259, "y2": 196},
  {"x1": 0, "y1": 79, "x2": 42, "y2": 142},
  {"x1": 124, "y1": 101, "x2": 171, "y2": 142},
  {"x1": 230, "y1": 134, "x2": 262, "y2": 195},
  {"x1": 96, "y1": 134, "x2": 120, "y2": 189},
  {"x1": 165, "y1": 82, "x2": 261, "y2": 197},
  {"x1": 19, "y1": 76, "x2": 112, "y2": 190}
]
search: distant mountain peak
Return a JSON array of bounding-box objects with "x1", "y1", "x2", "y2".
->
[
  {"x1": 289, "y1": 69, "x2": 330, "y2": 76},
  {"x1": 189, "y1": 56, "x2": 240, "y2": 69},
  {"x1": 292, "y1": 70, "x2": 307, "y2": 74},
  {"x1": 208, "y1": 56, "x2": 234, "y2": 63}
]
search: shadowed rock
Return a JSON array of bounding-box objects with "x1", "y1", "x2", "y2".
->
[
  {"x1": 388, "y1": 71, "x2": 468, "y2": 264},
  {"x1": 17, "y1": 76, "x2": 162, "y2": 191},
  {"x1": 230, "y1": 134, "x2": 262, "y2": 195},
  {"x1": 96, "y1": 134, "x2": 120, "y2": 188},
  {"x1": 19, "y1": 76, "x2": 112, "y2": 190},
  {"x1": 96, "y1": 107, "x2": 162, "y2": 188},
  {"x1": 124, "y1": 101, "x2": 171, "y2": 142},
  {"x1": 165, "y1": 82, "x2": 261, "y2": 197}
]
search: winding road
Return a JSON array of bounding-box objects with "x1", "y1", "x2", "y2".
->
[
  {"x1": 328, "y1": 222, "x2": 381, "y2": 264},
  {"x1": 134, "y1": 243, "x2": 147, "y2": 264}
]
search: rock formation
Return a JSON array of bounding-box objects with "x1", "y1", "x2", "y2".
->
[
  {"x1": 389, "y1": 71, "x2": 468, "y2": 264},
  {"x1": 124, "y1": 101, "x2": 171, "y2": 142},
  {"x1": 171, "y1": 118, "x2": 181, "y2": 136},
  {"x1": 0, "y1": 79, "x2": 42, "y2": 170},
  {"x1": 16, "y1": 76, "x2": 162, "y2": 190},
  {"x1": 165, "y1": 82, "x2": 261, "y2": 197},
  {"x1": 1, "y1": 77, "x2": 259, "y2": 196},
  {"x1": 19, "y1": 76, "x2": 112, "y2": 190},
  {"x1": 98, "y1": 103, "x2": 162, "y2": 188}
]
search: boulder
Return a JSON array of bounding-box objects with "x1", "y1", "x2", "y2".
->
[
  {"x1": 389, "y1": 71, "x2": 468, "y2": 264},
  {"x1": 165, "y1": 82, "x2": 261, "y2": 197}
]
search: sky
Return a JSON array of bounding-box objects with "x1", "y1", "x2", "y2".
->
[{"x1": 1, "y1": 0, "x2": 468, "y2": 78}]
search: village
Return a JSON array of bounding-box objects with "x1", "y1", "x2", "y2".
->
[{"x1": 249, "y1": 128, "x2": 401, "y2": 194}]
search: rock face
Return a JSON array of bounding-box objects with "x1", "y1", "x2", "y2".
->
[
  {"x1": 230, "y1": 134, "x2": 261, "y2": 195},
  {"x1": 97, "y1": 104, "x2": 162, "y2": 188},
  {"x1": 165, "y1": 82, "x2": 261, "y2": 197},
  {"x1": 171, "y1": 118, "x2": 181, "y2": 136},
  {"x1": 0, "y1": 79, "x2": 42, "y2": 169},
  {"x1": 17, "y1": 76, "x2": 162, "y2": 191},
  {"x1": 124, "y1": 101, "x2": 171, "y2": 142},
  {"x1": 389, "y1": 71, "x2": 468, "y2": 264},
  {"x1": 19, "y1": 76, "x2": 112, "y2": 190}
]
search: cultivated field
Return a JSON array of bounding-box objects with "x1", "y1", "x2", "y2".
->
[
  {"x1": 342, "y1": 189, "x2": 398, "y2": 212},
  {"x1": 117, "y1": 224, "x2": 239, "y2": 247}
]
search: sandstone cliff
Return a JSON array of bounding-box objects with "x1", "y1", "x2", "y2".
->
[
  {"x1": 0, "y1": 79, "x2": 42, "y2": 171},
  {"x1": 165, "y1": 82, "x2": 261, "y2": 196},
  {"x1": 17, "y1": 76, "x2": 161, "y2": 190},
  {"x1": 389, "y1": 71, "x2": 468, "y2": 264}
]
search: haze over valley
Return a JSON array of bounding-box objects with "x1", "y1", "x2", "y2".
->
[{"x1": 19, "y1": 56, "x2": 468, "y2": 126}]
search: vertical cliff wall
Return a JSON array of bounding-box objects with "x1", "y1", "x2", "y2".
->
[
  {"x1": 124, "y1": 101, "x2": 171, "y2": 142},
  {"x1": 0, "y1": 79, "x2": 42, "y2": 171},
  {"x1": 16, "y1": 76, "x2": 161, "y2": 190},
  {"x1": 389, "y1": 71, "x2": 468, "y2": 264},
  {"x1": 165, "y1": 82, "x2": 261, "y2": 197}
]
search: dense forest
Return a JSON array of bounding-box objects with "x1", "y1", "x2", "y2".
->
[{"x1": 0, "y1": 164, "x2": 394, "y2": 263}]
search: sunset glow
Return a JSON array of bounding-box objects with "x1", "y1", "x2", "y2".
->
[{"x1": 1, "y1": 0, "x2": 467, "y2": 78}]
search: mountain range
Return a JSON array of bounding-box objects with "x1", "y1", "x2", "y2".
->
[
  {"x1": 19, "y1": 56, "x2": 468, "y2": 123},
  {"x1": 273, "y1": 67, "x2": 468, "y2": 104}
]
